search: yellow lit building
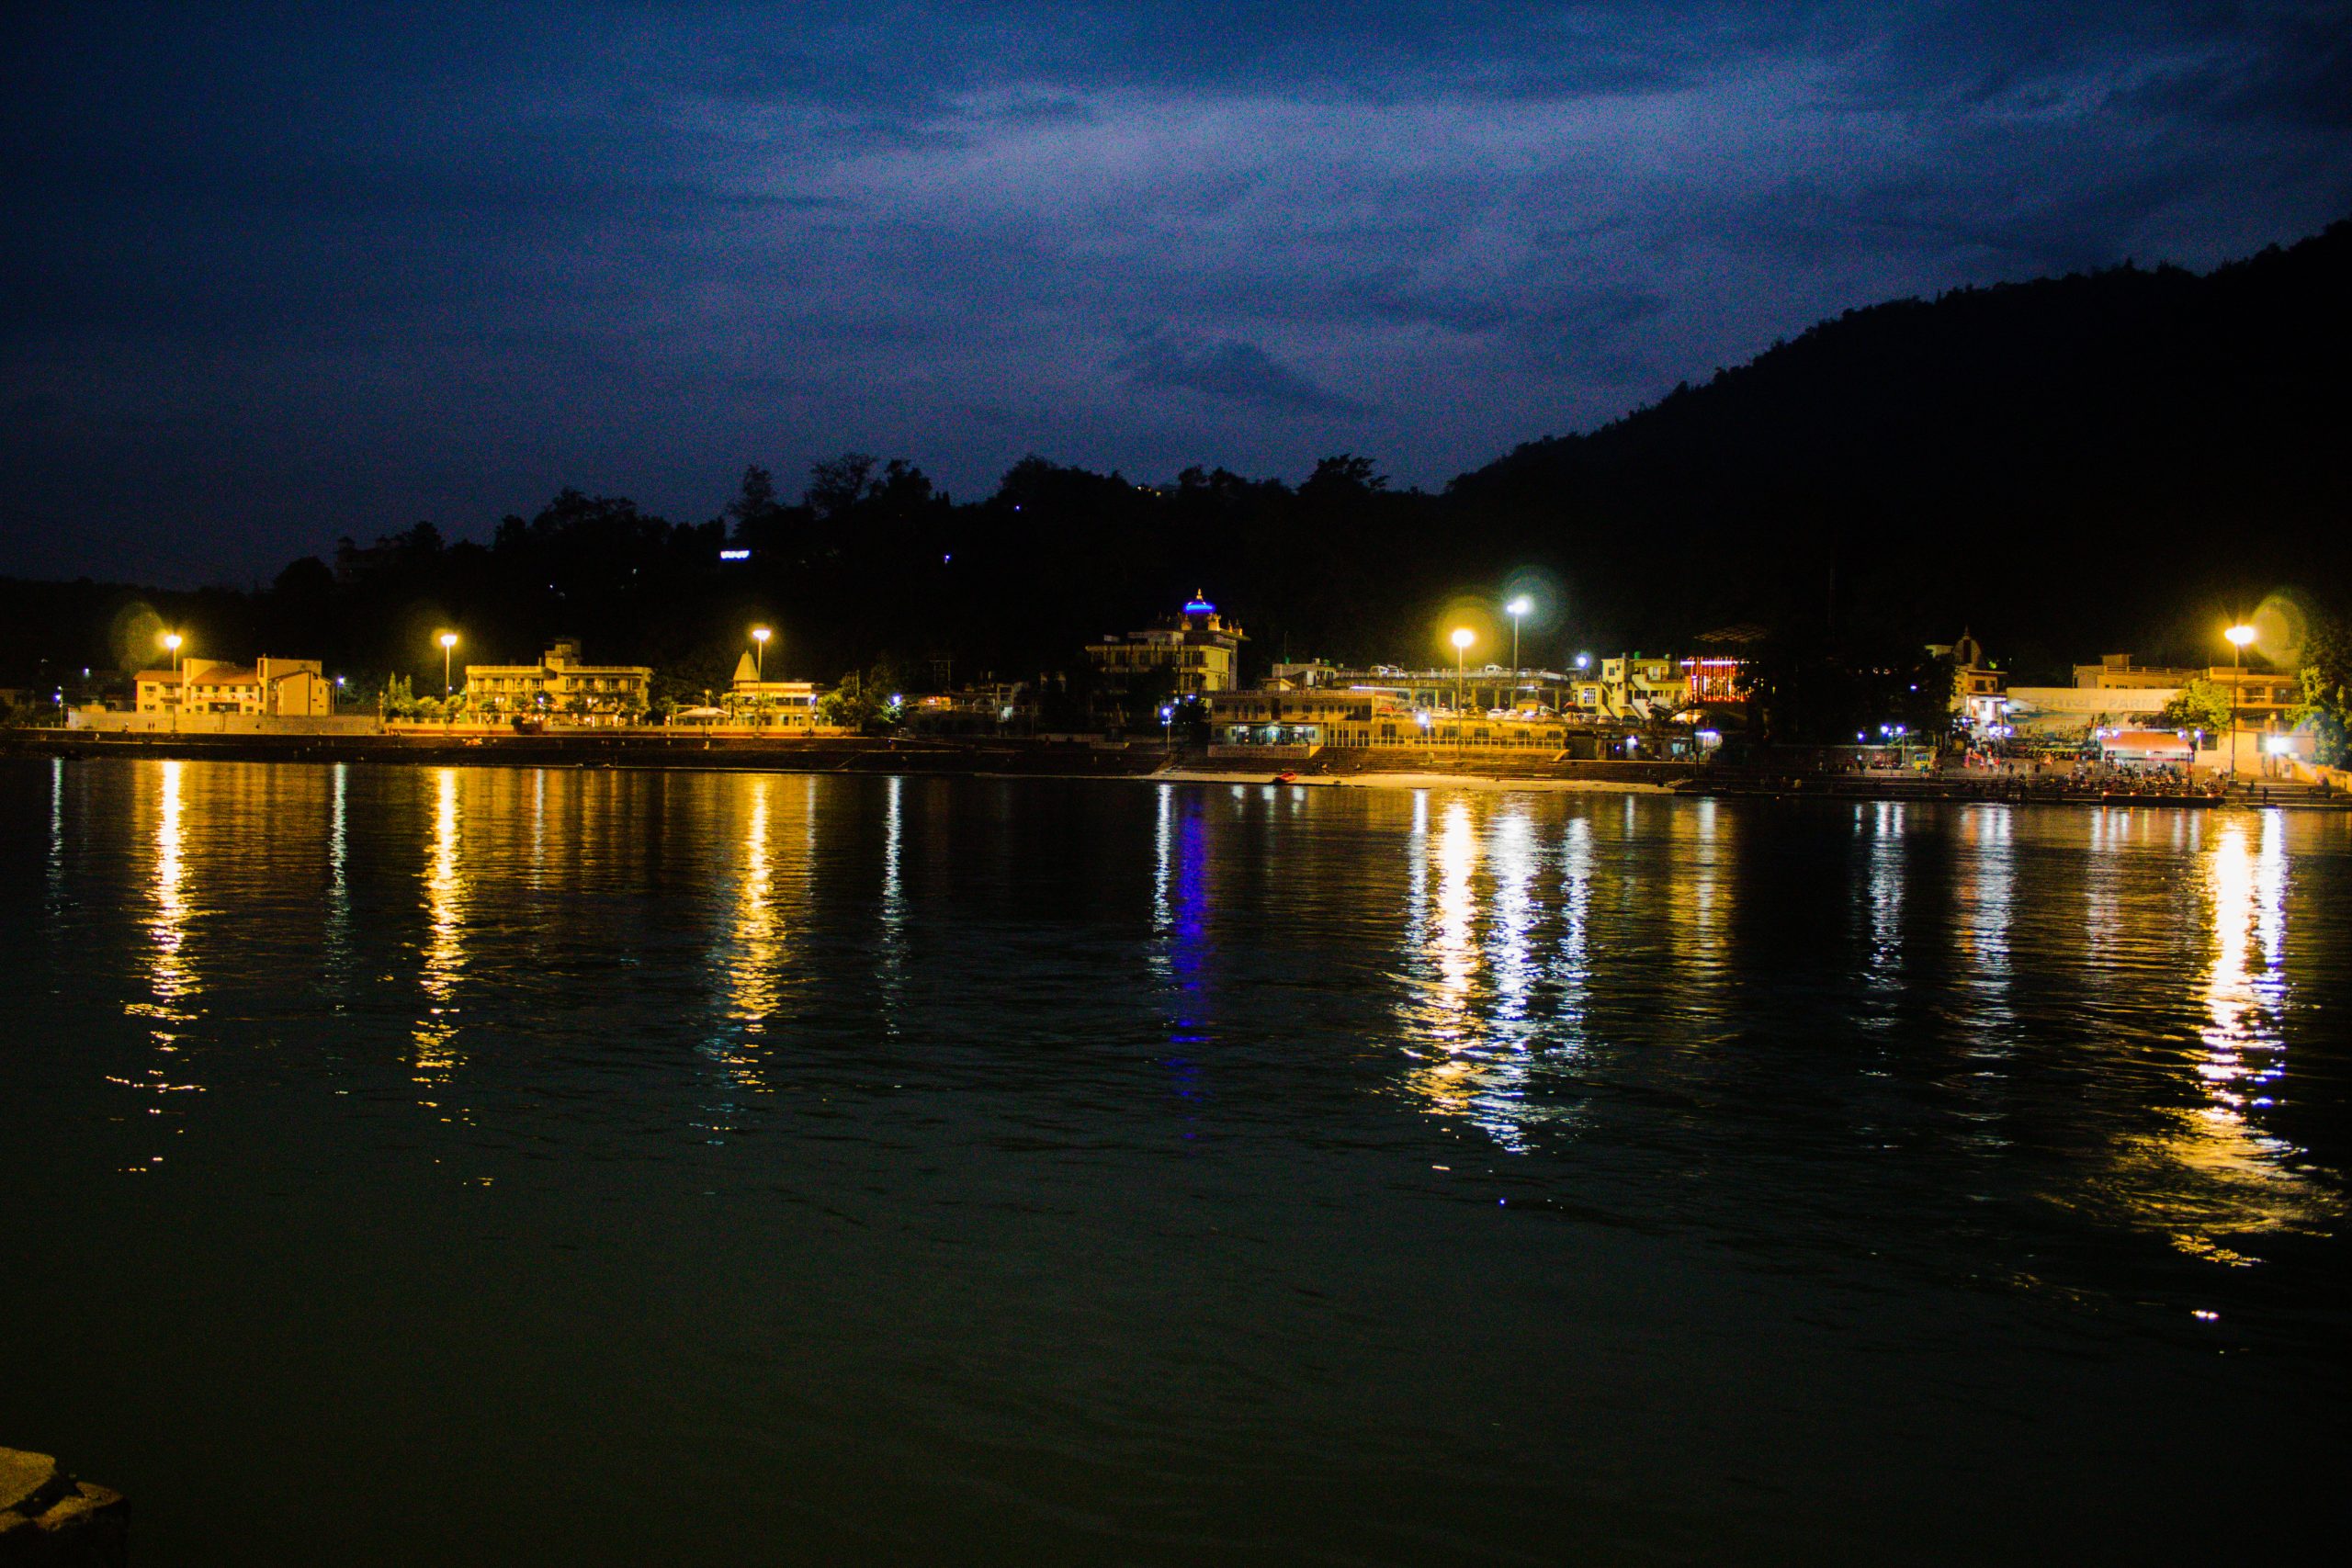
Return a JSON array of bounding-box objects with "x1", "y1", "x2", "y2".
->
[
  {"x1": 1086, "y1": 593, "x2": 1245, "y2": 710},
  {"x1": 1580, "y1": 656, "x2": 1690, "y2": 721},
  {"x1": 723, "y1": 651, "x2": 824, "y2": 728},
  {"x1": 463, "y1": 639, "x2": 651, "y2": 721},
  {"x1": 132, "y1": 656, "x2": 334, "y2": 716}
]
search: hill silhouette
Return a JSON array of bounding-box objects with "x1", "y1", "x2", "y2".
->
[
  {"x1": 1449, "y1": 218, "x2": 2352, "y2": 674},
  {"x1": 5, "y1": 219, "x2": 2347, "y2": 697}
]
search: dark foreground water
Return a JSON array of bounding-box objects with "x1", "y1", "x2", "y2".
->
[{"x1": 5, "y1": 758, "x2": 2348, "y2": 1564}]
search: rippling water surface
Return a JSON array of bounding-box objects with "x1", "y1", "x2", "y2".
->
[{"x1": 6, "y1": 758, "x2": 2348, "y2": 1563}]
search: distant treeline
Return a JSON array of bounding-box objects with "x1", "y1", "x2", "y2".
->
[{"x1": 5, "y1": 215, "x2": 2346, "y2": 702}]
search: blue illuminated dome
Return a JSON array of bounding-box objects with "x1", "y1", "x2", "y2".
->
[{"x1": 1182, "y1": 592, "x2": 1216, "y2": 615}]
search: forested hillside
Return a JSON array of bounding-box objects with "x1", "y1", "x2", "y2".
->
[
  {"x1": 1451, "y1": 218, "x2": 2352, "y2": 671},
  {"x1": 5, "y1": 220, "x2": 2346, "y2": 695}
]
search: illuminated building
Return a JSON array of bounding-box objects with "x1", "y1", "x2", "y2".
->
[
  {"x1": 132, "y1": 656, "x2": 334, "y2": 716},
  {"x1": 462, "y1": 638, "x2": 651, "y2": 721},
  {"x1": 1085, "y1": 593, "x2": 1246, "y2": 722},
  {"x1": 722, "y1": 651, "x2": 824, "y2": 728}
]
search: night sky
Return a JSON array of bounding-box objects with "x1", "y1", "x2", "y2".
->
[{"x1": 6, "y1": 2, "x2": 2348, "y2": 584}]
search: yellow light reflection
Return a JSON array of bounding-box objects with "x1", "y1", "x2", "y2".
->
[
  {"x1": 2130, "y1": 814, "x2": 2336, "y2": 1261},
  {"x1": 150, "y1": 759, "x2": 192, "y2": 1007},
  {"x1": 1398, "y1": 796, "x2": 1536, "y2": 1148},
  {"x1": 714, "y1": 776, "x2": 780, "y2": 1089},
  {"x1": 413, "y1": 768, "x2": 466, "y2": 1082},
  {"x1": 115, "y1": 761, "x2": 206, "y2": 1168}
]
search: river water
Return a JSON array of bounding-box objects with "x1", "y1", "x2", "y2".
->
[{"x1": 4, "y1": 758, "x2": 2346, "y2": 1563}]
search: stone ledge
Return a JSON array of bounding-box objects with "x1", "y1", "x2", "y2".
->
[{"x1": 0, "y1": 1450, "x2": 126, "y2": 1568}]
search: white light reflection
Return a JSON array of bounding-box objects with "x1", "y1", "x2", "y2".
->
[
  {"x1": 1858, "y1": 802, "x2": 1904, "y2": 1028},
  {"x1": 1953, "y1": 805, "x2": 2016, "y2": 1062},
  {"x1": 46, "y1": 757, "x2": 64, "y2": 912},
  {"x1": 878, "y1": 775, "x2": 907, "y2": 1035},
  {"x1": 324, "y1": 762, "x2": 352, "y2": 983}
]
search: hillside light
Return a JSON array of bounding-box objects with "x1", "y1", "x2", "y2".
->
[
  {"x1": 752, "y1": 625, "x2": 772, "y2": 679},
  {"x1": 2224, "y1": 622, "x2": 2257, "y2": 784}
]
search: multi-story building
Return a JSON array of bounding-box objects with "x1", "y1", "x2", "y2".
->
[
  {"x1": 1270, "y1": 660, "x2": 1582, "y2": 715},
  {"x1": 463, "y1": 639, "x2": 651, "y2": 721},
  {"x1": 1086, "y1": 594, "x2": 1245, "y2": 712},
  {"x1": 1578, "y1": 655, "x2": 1690, "y2": 722},
  {"x1": 2075, "y1": 653, "x2": 2298, "y2": 723},
  {"x1": 133, "y1": 656, "x2": 334, "y2": 716},
  {"x1": 1206, "y1": 686, "x2": 1572, "y2": 749}
]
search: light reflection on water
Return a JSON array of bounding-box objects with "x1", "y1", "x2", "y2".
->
[
  {"x1": 413, "y1": 766, "x2": 465, "y2": 1085},
  {"x1": 12, "y1": 760, "x2": 2352, "y2": 1563},
  {"x1": 2140, "y1": 811, "x2": 2334, "y2": 1262}
]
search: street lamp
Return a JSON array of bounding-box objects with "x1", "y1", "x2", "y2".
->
[
  {"x1": 752, "y1": 625, "x2": 771, "y2": 679},
  {"x1": 1451, "y1": 627, "x2": 1475, "y2": 759},
  {"x1": 2225, "y1": 622, "x2": 2256, "y2": 784},
  {"x1": 1506, "y1": 596, "x2": 1532, "y2": 707},
  {"x1": 162, "y1": 632, "x2": 185, "y2": 728},
  {"x1": 438, "y1": 631, "x2": 458, "y2": 705},
  {"x1": 1160, "y1": 704, "x2": 1173, "y2": 756}
]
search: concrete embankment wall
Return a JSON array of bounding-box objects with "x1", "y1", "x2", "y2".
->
[
  {"x1": 67, "y1": 709, "x2": 383, "y2": 736},
  {"x1": 2, "y1": 728, "x2": 1174, "y2": 778},
  {"x1": 1306, "y1": 747, "x2": 1698, "y2": 785}
]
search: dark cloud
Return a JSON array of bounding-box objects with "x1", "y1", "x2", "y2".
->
[
  {"x1": 1116, "y1": 331, "x2": 1369, "y2": 413},
  {"x1": 2, "y1": 1, "x2": 2348, "y2": 581}
]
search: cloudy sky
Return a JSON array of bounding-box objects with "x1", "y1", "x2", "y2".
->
[{"x1": 5, "y1": 1, "x2": 2348, "y2": 581}]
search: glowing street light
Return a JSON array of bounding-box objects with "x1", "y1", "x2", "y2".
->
[
  {"x1": 1451, "y1": 627, "x2": 1475, "y2": 757},
  {"x1": 161, "y1": 631, "x2": 186, "y2": 728},
  {"x1": 437, "y1": 631, "x2": 458, "y2": 702},
  {"x1": 1506, "y1": 596, "x2": 1532, "y2": 705},
  {"x1": 751, "y1": 625, "x2": 772, "y2": 679},
  {"x1": 2225, "y1": 622, "x2": 2256, "y2": 784}
]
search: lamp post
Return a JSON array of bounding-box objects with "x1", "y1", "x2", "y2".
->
[
  {"x1": 2225, "y1": 622, "x2": 2256, "y2": 785},
  {"x1": 752, "y1": 625, "x2": 771, "y2": 680},
  {"x1": 438, "y1": 633, "x2": 458, "y2": 727},
  {"x1": 163, "y1": 632, "x2": 184, "y2": 729},
  {"x1": 1451, "y1": 627, "x2": 1475, "y2": 760},
  {"x1": 1160, "y1": 704, "x2": 1173, "y2": 756},
  {"x1": 1506, "y1": 596, "x2": 1531, "y2": 709}
]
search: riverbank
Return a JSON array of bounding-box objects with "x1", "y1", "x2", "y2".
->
[
  {"x1": 7, "y1": 729, "x2": 2339, "y2": 807},
  {"x1": 1156, "y1": 768, "x2": 1677, "y2": 793},
  {"x1": 0, "y1": 729, "x2": 1700, "y2": 791}
]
